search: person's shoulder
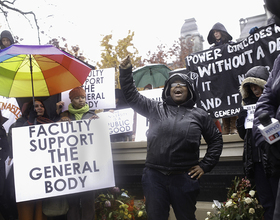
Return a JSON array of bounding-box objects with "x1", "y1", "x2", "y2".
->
[{"x1": 192, "y1": 107, "x2": 210, "y2": 118}]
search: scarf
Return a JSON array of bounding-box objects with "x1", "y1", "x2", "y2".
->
[
  {"x1": 68, "y1": 103, "x2": 89, "y2": 120},
  {"x1": 27, "y1": 116, "x2": 53, "y2": 125}
]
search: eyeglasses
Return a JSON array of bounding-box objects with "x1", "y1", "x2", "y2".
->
[{"x1": 171, "y1": 83, "x2": 187, "y2": 88}]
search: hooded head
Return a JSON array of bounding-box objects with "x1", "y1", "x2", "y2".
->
[
  {"x1": 0, "y1": 30, "x2": 14, "y2": 49},
  {"x1": 162, "y1": 70, "x2": 198, "y2": 107},
  {"x1": 240, "y1": 66, "x2": 269, "y2": 105},
  {"x1": 207, "y1": 22, "x2": 233, "y2": 45}
]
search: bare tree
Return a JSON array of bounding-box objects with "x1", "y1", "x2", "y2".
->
[{"x1": 0, "y1": 0, "x2": 41, "y2": 44}]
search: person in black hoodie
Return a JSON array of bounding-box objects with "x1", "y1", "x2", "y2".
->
[
  {"x1": 237, "y1": 66, "x2": 278, "y2": 220},
  {"x1": 0, "y1": 30, "x2": 14, "y2": 49},
  {"x1": 207, "y1": 22, "x2": 233, "y2": 48},
  {"x1": 119, "y1": 56, "x2": 222, "y2": 220},
  {"x1": 207, "y1": 22, "x2": 238, "y2": 135}
]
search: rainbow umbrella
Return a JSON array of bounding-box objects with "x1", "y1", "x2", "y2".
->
[{"x1": 0, "y1": 44, "x2": 92, "y2": 103}]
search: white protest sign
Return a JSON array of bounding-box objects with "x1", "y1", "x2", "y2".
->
[
  {"x1": 61, "y1": 68, "x2": 115, "y2": 111},
  {"x1": 0, "y1": 96, "x2": 21, "y2": 133},
  {"x1": 243, "y1": 104, "x2": 256, "y2": 129},
  {"x1": 135, "y1": 88, "x2": 163, "y2": 141},
  {"x1": 105, "y1": 109, "x2": 134, "y2": 135},
  {"x1": 12, "y1": 115, "x2": 115, "y2": 202}
]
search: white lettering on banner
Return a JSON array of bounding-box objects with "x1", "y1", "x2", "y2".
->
[
  {"x1": 12, "y1": 116, "x2": 115, "y2": 202},
  {"x1": 0, "y1": 101, "x2": 21, "y2": 120},
  {"x1": 214, "y1": 108, "x2": 240, "y2": 118},
  {"x1": 185, "y1": 48, "x2": 222, "y2": 66},
  {"x1": 197, "y1": 50, "x2": 253, "y2": 77}
]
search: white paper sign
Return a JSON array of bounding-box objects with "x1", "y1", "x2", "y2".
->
[
  {"x1": 106, "y1": 109, "x2": 134, "y2": 135},
  {"x1": 61, "y1": 68, "x2": 115, "y2": 111},
  {"x1": 135, "y1": 88, "x2": 163, "y2": 141},
  {"x1": 243, "y1": 104, "x2": 256, "y2": 129},
  {"x1": 12, "y1": 115, "x2": 115, "y2": 202},
  {"x1": 0, "y1": 96, "x2": 21, "y2": 133}
]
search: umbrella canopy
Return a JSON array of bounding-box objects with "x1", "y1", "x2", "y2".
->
[
  {"x1": 132, "y1": 64, "x2": 171, "y2": 89},
  {"x1": 0, "y1": 44, "x2": 92, "y2": 98}
]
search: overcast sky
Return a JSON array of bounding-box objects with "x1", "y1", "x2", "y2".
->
[{"x1": 1, "y1": 0, "x2": 266, "y2": 66}]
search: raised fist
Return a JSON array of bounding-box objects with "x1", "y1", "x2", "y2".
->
[{"x1": 120, "y1": 56, "x2": 132, "y2": 69}]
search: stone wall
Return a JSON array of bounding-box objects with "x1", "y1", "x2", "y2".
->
[{"x1": 111, "y1": 135, "x2": 245, "y2": 202}]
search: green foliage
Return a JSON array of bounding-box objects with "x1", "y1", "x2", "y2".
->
[
  {"x1": 97, "y1": 31, "x2": 142, "y2": 70},
  {"x1": 206, "y1": 177, "x2": 264, "y2": 220}
]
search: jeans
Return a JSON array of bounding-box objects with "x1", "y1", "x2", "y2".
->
[
  {"x1": 254, "y1": 163, "x2": 279, "y2": 220},
  {"x1": 142, "y1": 167, "x2": 200, "y2": 220},
  {"x1": 66, "y1": 191, "x2": 95, "y2": 220}
]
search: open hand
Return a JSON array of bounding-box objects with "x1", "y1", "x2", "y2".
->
[{"x1": 89, "y1": 115, "x2": 99, "y2": 120}]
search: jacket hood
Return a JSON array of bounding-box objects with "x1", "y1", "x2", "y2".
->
[
  {"x1": 240, "y1": 66, "x2": 269, "y2": 105},
  {"x1": 207, "y1": 22, "x2": 233, "y2": 45},
  {"x1": 162, "y1": 71, "x2": 199, "y2": 107},
  {"x1": 0, "y1": 30, "x2": 14, "y2": 48}
]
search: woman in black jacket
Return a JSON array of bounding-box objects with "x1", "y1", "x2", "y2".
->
[
  {"x1": 119, "y1": 56, "x2": 222, "y2": 220},
  {"x1": 0, "y1": 109, "x2": 18, "y2": 220},
  {"x1": 237, "y1": 66, "x2": 278, "y2": 220}
]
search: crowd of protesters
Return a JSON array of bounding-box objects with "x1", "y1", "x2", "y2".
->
[{"x1": 2, "y1": 0, "x2": 280, "y2": 219}]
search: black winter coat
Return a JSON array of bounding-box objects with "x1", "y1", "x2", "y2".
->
[
  {"x1": 119, "y1": 66, "x2": 223, "y2": 173},
  {"x1": 253, "y1": 55, "x2": 280, "y2": 176},
  {"x1": 236, "y1": 66, "x2": 268, "y2": 178},
  {"x1": 0, "y1": 126, "x2": 10, "y2": 195}
]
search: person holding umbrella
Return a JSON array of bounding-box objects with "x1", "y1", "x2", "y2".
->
[
  {"x1": 56, "y1": 86, "x2": 98, "y2": 220},
  {"x1": 119, "y1": 56, "x2": 223, "y2": 220},
  {"x1": 9, "y1": 99, "x2": 52, "y2": 220}
]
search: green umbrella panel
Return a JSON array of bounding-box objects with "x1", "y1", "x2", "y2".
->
[{"x1": 132, "y1": 64, "x2": 171, "y2": 89}]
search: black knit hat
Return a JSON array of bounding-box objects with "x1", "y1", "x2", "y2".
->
[{"x1": 245, "y1": 66, "x2": 269, "y2": 82}]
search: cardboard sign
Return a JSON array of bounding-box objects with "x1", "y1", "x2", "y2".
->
[
  {"x1": 105, "y1": 109, "x2": 134, "y2": 135},
  {"x1": 61, "y1": 68, "x2": 115, "y2": 111},
  {"x1": 135, "y1": 88, "x2": 163, "y2": 141},
  {"x1": 243, "y1": 104, "x2": 256, "y2": 129},
  {"x1": 0, "y1": 96, "x2": 21, "y2": 133},
  {"x1": 12, "y1": 115, "x2": 115, "y2": 202}
]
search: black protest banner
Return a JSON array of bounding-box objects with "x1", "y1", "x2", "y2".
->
[
  {"x1": 12, "y1": 118, "x2": 114, "y2": 202},
  {"x1": 186, "y1": 23, "x2": 280, "y2": 118}
]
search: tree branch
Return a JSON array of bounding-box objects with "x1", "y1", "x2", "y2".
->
[{"x1": 0, "y1": 0, "x2": 41, "y2": 44}]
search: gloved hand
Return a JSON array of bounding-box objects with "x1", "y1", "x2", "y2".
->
[
  {"x1": 28, "y1": 107, "x2": 38, "y2": 124},
  {"x1": 249, "y1": 26, "x2": 258, "y2": 35},
  {"x1": 120, "y1": 56, "x2": 132, "y2": 69},
  {"x1": 237, "y1": 108, "x2": 248, "y2": 125}
]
